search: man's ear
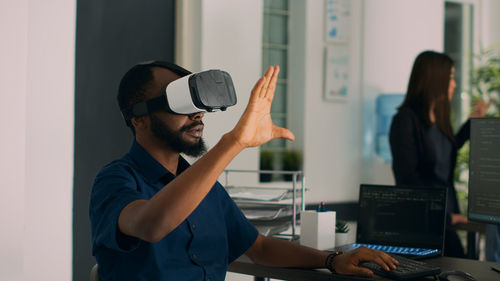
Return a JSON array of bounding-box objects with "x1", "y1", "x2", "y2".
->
[{"x1": 131, "y1": 116, "x2": 149, "y2": 131}]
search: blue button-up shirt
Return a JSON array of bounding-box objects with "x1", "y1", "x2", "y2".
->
[{"x1": 90, "y1": 141, "x2": 258, "y2": 281}]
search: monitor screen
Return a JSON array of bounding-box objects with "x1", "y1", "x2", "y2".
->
[
  {"x1": 357, "y1": 184, "x2": 447, "y2": 250},
  {"x1": 468, "y1": 118, "x2": 500, "y2": 225}
]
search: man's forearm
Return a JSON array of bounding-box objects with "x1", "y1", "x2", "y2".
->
[
  {"x1": 246, "y1": 235, "x2": 329, "y2": 269},
  {"x1": 119, "y1": 133, "x2": 244, "y2": 242}
]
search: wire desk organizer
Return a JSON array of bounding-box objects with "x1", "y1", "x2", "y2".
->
[{"x1": 222, "y1": 169, "x2": 307, "y2": 241}]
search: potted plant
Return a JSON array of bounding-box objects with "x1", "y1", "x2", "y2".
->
[
  {"x1": 335, "y1": 220, "x2": 350, "y2": 247},
  {"x1": 282, "y1": 149, "x2": 302, "y2": 181},
  {"x1": 455, "y1": 45, "x2": 500, "y2": 212},
  {"x1": 470, "y1": 46, "x2": 500, "y2": 113},
  {"x1": 259, "y1": 149, "x2": 275, "y2": 182}
]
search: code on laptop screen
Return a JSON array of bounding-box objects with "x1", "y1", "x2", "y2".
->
[{"x1": 357, "y1": 184, "x2": 447, "y2": 250}]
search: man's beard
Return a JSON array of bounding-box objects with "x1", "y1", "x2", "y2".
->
[{"x1": 150, "y1": 114, "x2": 207, "y2": 157}]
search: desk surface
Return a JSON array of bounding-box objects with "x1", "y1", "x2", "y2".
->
[{"x1": 228, "y1": 255, "x2": 500, "y2": 281}]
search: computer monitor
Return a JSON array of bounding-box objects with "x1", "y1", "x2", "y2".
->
[
  {"x1": 357, "y1": 184, "x2": 447, "y2": 252},
  {"x1": 468, "y1": 118, "x2": 500, "y2": 225}
]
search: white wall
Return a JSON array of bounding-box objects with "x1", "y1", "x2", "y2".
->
[
  {"x1": 0, "y1": 1, "x2": 75, "y2": 280},
  {"x1": 481, "y1": 0, "x2": 500, "y2": 47},
  {"x1": 1, "y1": 1, "x2": 28, "y2": 280},
  {"x1": 301, "y1": 0, "x2": 364, "y2": 203}
]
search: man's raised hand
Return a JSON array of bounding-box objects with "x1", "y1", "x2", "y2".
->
[{"x1": 229, "y1": 65, "x2": 295, "y2": 148}]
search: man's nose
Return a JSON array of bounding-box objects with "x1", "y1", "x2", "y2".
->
[{"x1": 189, "y1": 112, "x2": 204, "y2": 120}]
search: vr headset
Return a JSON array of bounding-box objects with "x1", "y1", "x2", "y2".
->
[{"x1": 121, "y1": 61, "x2": 237, "y2": 126}]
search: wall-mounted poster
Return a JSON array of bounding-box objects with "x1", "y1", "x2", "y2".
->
[
  {"x1": 324, "y1": 45, "x2": 349, "y2": 102},
  {"x1": 325, "y1": 0, "x2": 351, "y2": 43}
]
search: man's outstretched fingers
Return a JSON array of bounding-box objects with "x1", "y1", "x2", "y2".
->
[
  {"x1": 272, "y1": 125, "x2": 295, "y2": 141},
  {"x1": 260, "y1": 66, "x2": 274, "y2": 98},
  {"x1": 265, "y1": 65, "x2": 280, "y2": 100},
  {"x1": 251, "y1": 77, "x2": 265, "y2": 96},
  {"x1": 248, "y1": 76, "x2": 267, "y2": 108}
]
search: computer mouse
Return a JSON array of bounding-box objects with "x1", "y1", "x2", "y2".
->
[{"x1": 438, "y1": 270, "x2": 476, "y2": 281}]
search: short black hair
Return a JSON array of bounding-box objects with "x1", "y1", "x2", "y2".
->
[{"x1": 117, "y1": 61, "x2": 191, "y2": 134}]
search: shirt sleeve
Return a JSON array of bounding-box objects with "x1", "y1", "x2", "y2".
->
[
  {"x1": 89, "y1": 162, "x2": 147, "y2": 253},
  {"x1": 389, "y1": 109, "x2": 426, "y2": 186},
  {"x1": 219, "y1": 185, "x2": 258, "y2": 263},
  {"x1": 455, "y1": 119, "x2": 471, "y2": 149}
]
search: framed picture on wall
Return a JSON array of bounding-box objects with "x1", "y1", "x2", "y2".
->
[
  {"x1": 324, "y1": 0, "x2": 351, "y2": 43},
  {"x1": 324, "y1": 45, "x2": 350, "y2": 102}
]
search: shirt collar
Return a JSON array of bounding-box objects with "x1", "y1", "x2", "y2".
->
[{"x1": 128, "y1": 140, "x2": 191, "y2": 183}]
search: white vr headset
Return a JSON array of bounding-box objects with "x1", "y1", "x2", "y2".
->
[{"x1": 121, "y1": 65, "x2": 237, "y2": 125}]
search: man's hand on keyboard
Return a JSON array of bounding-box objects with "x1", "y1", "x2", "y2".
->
[{"x1": 333, "y1": 246, "x2": 399, "y2": 277}]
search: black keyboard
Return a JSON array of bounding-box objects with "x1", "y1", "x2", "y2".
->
[{"x1": 360, "y1": 254, "x2": 441, "y2": 280}]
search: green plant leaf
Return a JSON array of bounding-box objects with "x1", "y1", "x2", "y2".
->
[{"x1": 335, "y1": 220, "x2": 350, "y2": 233}]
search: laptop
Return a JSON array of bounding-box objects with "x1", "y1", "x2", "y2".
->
[{"x1": 337, "y1": 184, "x2": 447, "y2": 260}]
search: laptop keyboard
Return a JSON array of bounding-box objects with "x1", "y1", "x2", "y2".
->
[
  {"x1": 360, "y1": 253, "x2": 441, "y2": 280},
  {"x1": 354, "y1": 243, "x2": 439, "y2": 257}
]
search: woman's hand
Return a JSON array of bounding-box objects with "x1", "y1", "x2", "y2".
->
[
  {"x1": 451, "y1": 213, "x2": 468, "y2": 225},
  {"x1": 470, "y1": 98, "x2": 491, "y2": 118},
  {"x1": 228, "y1": 65, "x2": 295, "y2": 148}
]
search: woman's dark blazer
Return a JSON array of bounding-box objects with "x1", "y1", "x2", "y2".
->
[{"x1": 389, "y1": 106, "x2": 470, "y2": 216}]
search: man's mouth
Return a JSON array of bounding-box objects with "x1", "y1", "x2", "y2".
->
[{"x1": 184, "y1": 124, "x2": 204, "y2": 138}]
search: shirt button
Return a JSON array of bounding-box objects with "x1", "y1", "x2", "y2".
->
[
  {"x1": 192, "y1": 254, "x2": 197, "y2": 259},
  {"x1": 192, "y1": 224, "x2": 196, "y2": 229}
]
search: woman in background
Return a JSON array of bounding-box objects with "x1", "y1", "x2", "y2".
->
[{"x1": 389, "y1": 50, "x2": 488, "y2": 258}]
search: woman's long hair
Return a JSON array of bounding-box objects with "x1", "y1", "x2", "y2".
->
[{"x1": 400, "y1": 50, "x2": 455, "y2": 140}]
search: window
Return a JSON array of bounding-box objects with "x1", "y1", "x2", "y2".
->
[
  {"x1": 444, "y1": 1, "x2": 475, "y2": 129},
  {"x1": 260, "y1": 0, "x2": 290, "y2": 179},
  {"x1": 444, "y1": 0, "x2": 479, "y2": 219}
]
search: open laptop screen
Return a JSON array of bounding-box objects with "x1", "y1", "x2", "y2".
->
[{"x1": 357, "y1": 184, "x2": 447, "y2": 251}]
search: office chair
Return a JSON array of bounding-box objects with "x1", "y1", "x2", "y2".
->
[{"x1": 90, "y1": 264, "x2": 101, "y2": 281}]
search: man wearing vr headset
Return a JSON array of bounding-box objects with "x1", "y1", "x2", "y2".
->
[{"x1": 89, "y1": 61, "x2": 398, "y2": 281}]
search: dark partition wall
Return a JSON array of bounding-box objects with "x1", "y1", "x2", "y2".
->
[{"x1": 74, "y1": 1, "x2": 175, "y2": 280}]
